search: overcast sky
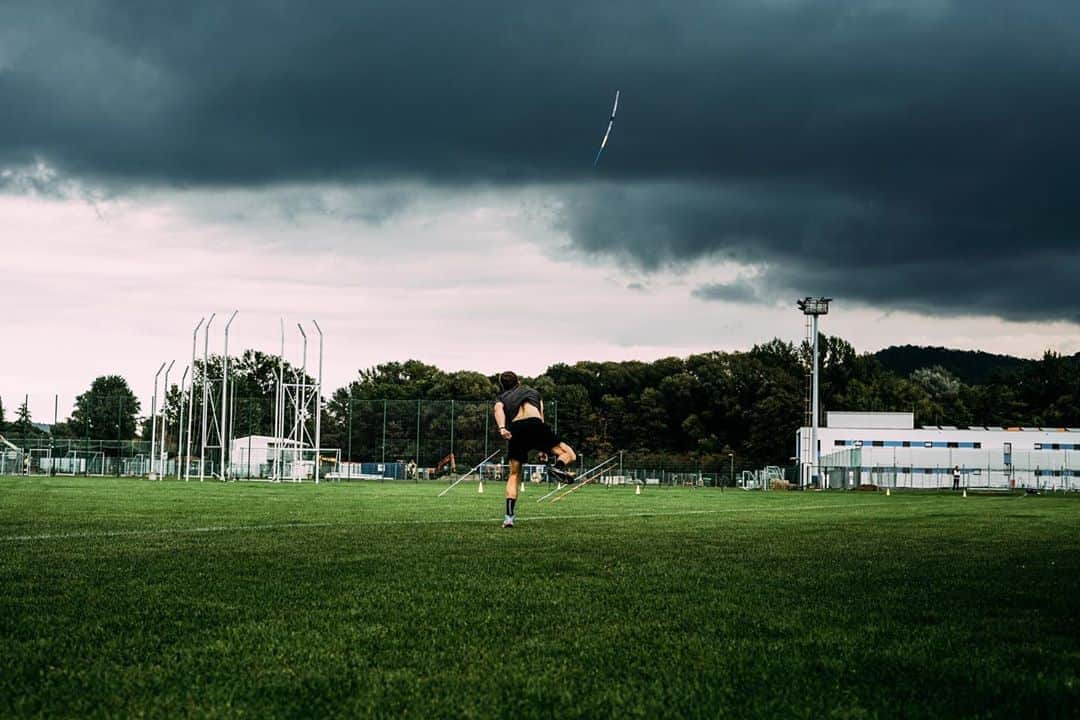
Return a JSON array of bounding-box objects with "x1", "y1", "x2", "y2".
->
[{"x1": 4, "y1": 1, "x2": 1080, "y2": 420}]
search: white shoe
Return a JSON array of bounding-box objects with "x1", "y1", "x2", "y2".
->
[{"x1": 501, "y1": 517, "x2": 515, "y2": 529}]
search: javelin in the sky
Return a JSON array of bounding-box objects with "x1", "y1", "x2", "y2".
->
[{"x1": 593, "y1": 90, "x2": 619, "y2": 167}]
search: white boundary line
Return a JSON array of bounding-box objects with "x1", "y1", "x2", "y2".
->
[
  {"x1": 0, "y1": 502, "x2": 897, "y2": 543},
  {"x1": 0, "y1": 522, "x2": 338, "y2": 543}
]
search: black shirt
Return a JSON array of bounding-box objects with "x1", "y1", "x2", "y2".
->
[{"x1": 498, "y1": 386, "x2": 542, "y2": 423}]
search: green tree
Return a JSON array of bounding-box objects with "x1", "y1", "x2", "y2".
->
[
  {"x1": 69, "y1": 376, "x2": 141, "y2": 440},
  {"x1": 227, "y1": 350, "x2": 312, "y2": 437},
  {"x1": 196, "y1": 335, "x2": 1080, "y2": 471},
  {"x1": 910, "y1": 365, "x2": 970, "y2": 426},
  {"x1": 0, "y1": 395, "x2": 5, "y2": 432},
  {"x1": 11, "y1": 400, "x2": 39, "y2": 437}
]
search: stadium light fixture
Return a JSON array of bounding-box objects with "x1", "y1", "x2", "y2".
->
[
  {"x1": 798, "y1": 297, "x2": 832, "y2": 488},
  {"x1": 797, "y1": 297, "x2": 832, "y2": 316}
]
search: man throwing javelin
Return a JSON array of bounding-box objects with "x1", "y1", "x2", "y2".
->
[{"x1": 494, "y1": 371, "x2": 577, "y2": 528}]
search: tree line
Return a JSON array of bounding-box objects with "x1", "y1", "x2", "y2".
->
[{"x1": 4, "y1": 338, "x2": 1080, "y2": 469}]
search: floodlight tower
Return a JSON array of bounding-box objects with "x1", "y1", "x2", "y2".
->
[{"x1": 797, "y1": 297, "x2": 832, "y2": 488}]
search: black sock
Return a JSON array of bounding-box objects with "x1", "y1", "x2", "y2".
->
[{"x1": 506, "y1": 498, "x2": 516, "y2": 516}]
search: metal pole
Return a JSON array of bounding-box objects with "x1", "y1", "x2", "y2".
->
[
  {"x1": 347, "y1": 392, "x2": 353, "y2": 466},
  {"x1": 220, "y1": 310, "x2": 237, "y2": 481},
  {"x1": 416, "y1": 400, "x2": 421, "y2": 466},
  {"x1": 199, "y1": 313, "x2": 216, "y2": 481},
  {"x1": 229, "y1": 378, "x2": 237, "y2": 478},
  {"x1": 274, "y1": 318, "x2": 285, "y2": 481},
  {"x1": 161, "y1": 360, "x2": 174, "y2": 479},
  {"x1": 185, "y1": 318, "x2": 204, "y2": 481},
  {"x1": 296, "y1": 324, "x2": 308, "y2": 473},
  {"x1": 450, "y1": 399, "x2": 455, "y2": 465},
  {"x1": 811, "y1": 314, "x2": 820, "y2": 488},
  {"x1": 150, "y1": 362, "x2": 165, "y2": 479},
  {"x1": 313, "y1": 320, "x2": 324, "y2": 484},
  {"x1": 177, "y1": 366, "x2": 189, "y2": 479},
  {"x1": 297, "y1": 324, "x2": 307, "y2": 420},
  {"x1": 381, "y1": 399, "x2": 387, "y2": 463},
  {"x1": 247, "y1": 404, "x2": 252, "y2": 479},
  {"x1": 116, "y1": 397, "x2": 121, "y2": 476}
]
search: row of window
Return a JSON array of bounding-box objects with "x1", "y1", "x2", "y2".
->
[
  {"x1": 832, "y1": 467, "x2": 1080, "y2": 476},
  {"x1": 832, "y1": 467, "x2": 972, "y2": 474},
  {"x1": 833, "y1": 439, "x2": 1080, "y2": 451},
  {"x1": 833, "y1": 440, "x2": 982, "y2": 449}
]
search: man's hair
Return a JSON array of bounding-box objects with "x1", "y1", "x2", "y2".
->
[{"x1": 499, "y1": 371, "x2": 519, "y2": 391}]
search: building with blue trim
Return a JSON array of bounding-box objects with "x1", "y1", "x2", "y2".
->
[{"x1": 796, "y1": 412, "x2": 1079, "y2": 490}]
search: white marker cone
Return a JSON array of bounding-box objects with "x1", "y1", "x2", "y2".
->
[
  {"x1": 963, "y1": 489, "x2": 967, "y2": 498},
  {"x1": 886, "y1": 487, "x2": 891, "y2": 497},
  {"x1": 478, "y1": 481, "x2": 484, "y2": 494},
  {"x1": 635, "y1": 484, "x2": 641, "y2": 495}
]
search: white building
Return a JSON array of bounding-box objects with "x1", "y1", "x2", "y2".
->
[
  {"x1": 797, "y1": 411, "x2": 1080, "y2": 490},
  {"x1": 230, "y1": 435, "x2": 309, "y2": 479}
]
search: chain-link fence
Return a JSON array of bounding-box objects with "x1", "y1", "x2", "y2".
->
[
  {"x1": 1, "y1": 395, "x2": 562, "y2": 481},
  {"x1": 3, "y1": 393, "x2": 780, "y2": 485},
  {"x1": 819, "y1": 446, "x2": 1080, "y2": 491},
  {"x1": 0, "y1": 437, "x2": 152, "y2": 476}
]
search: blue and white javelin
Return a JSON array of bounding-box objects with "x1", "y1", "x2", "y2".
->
[{"x1": 593, "y1": 90, "x2": 619, "y2": 167}]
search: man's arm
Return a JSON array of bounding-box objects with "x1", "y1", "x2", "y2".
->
[{"x1": 494, "y1": 402, "x2": 511, "y2": 439}]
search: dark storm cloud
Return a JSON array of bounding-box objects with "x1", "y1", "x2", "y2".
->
[
  {"x1": 565, "y1": 181, "x2": 1080, "y2": 322},
  {"x1": 4, "y1": 1, "x2": 1080, "y2": 320},
  {"x1": 692, "y1": 281, "x2": 764, "y2": 306}
]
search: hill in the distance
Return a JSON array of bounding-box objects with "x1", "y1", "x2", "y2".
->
[{"x1": 872, "y1": 345, "x2": 1034, "y2": 385}]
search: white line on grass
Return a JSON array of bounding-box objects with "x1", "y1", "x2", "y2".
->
[
  {"x1": 0, "y1": 522, "x2": 338, "y2": 543},
  {"x1": 516, "y1": 502, "x2": 895, "y2": 524},
  {"x1": 0, "y1": 502, "x2": 897, "y2": 543}
]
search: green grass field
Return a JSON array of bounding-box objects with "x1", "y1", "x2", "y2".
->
[{"x1": 1, "y1": 477, "x2": 1078, "y2": 718}]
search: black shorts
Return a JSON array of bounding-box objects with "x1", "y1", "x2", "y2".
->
[{"x1": 507, "y1": 418, "x2": 560, "y2": 463}]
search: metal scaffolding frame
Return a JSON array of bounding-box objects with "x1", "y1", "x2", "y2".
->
[
  {"x1": 272, "y1": 319, "x2": 325, "y2": 482},
  {"x1": 176, "y1": 311, "x2": 238, "y2": 482}
]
